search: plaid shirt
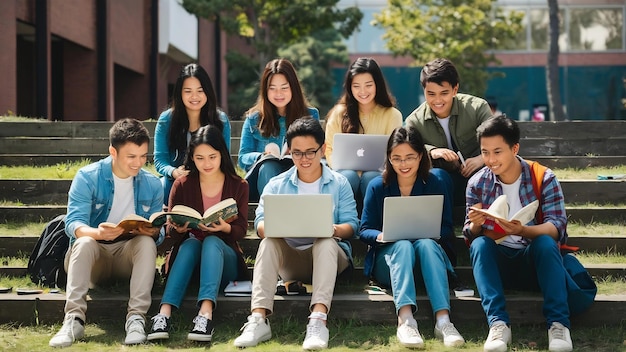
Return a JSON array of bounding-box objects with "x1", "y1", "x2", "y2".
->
[{"x1": 463, "y1": 156, "x2": 568, "y2": 245}]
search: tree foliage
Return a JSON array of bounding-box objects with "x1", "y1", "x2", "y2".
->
[
  {"x1": 278, "y1": 29, "x2": 349, "y2": 117},
  {"x1": 373, "y1": 0, "x2": 524, "y2": 96},
  {"x1": 182, "y1": 0, "x2": 362, "y2": 117}
]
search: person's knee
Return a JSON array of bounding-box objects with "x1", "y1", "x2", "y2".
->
[
  {"x1": 469, "y1": 235, "x2": 494, "y2": 259},
  {"x1": 529, "y1": 234, "x2": 559, "y2": 254},
  {"x1": 71, "y1": 236, "x2": 99, "y2": 256},
  {"x1": 313, "y1": 237, "x2": 338, "y2": 253},
  {"x1": 414, "y1": 238, "x2": 438, "y2": 253},
  {"x1": 257, "y1": 238, "x2": 282, "y2": 258}
]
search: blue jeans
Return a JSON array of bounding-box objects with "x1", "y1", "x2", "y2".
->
[
  {"x1": 161, "y1": 236, "x2": 238, "y2": 309},
  {"x1": 470, "y1": 235, "x2": 570, "y2": 328},
  {"x1": 257, "y1": 160, "x2": 289, "y2": 197},
  {"x1": 372, "y1": 239, "x2": 452, "y2": 315},
  {"x1": 338, "y1": 170, "x2": 380, "y2": 201}
]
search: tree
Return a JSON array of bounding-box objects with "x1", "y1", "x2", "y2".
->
[
  {"x1": 373, "y1": 0, "x2": 524, "y2": 96},
  {"x1": 182, "y1": 0, "x2": 362, "y2": 117},
  {"x1": 278, "y1": 29, "x2": 349, "y2": 117},
  {"x1": 546, "y1": 0, "x2": 567, "y2": 121}
]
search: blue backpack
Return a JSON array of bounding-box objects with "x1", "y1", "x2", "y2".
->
[{"x1": 27, "y1": 214, "x2": 70, "y2": 288}]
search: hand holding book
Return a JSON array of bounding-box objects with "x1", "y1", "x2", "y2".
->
[{"x1": 470, "y1": 195, "x2": 539, "y2": 243}]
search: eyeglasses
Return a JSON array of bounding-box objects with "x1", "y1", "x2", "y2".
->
[
  {"x1": 291, "y1": 145, "x2": 322, "y2": 160},
  {"x1": 389, "y1": 155, "x2": 419, "y2": 165}
]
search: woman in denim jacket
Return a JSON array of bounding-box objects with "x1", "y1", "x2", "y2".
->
[
  {"x1": 238, "y1": 58, "x2": 319, "y2": 201},
  {"x1": 154, "y1": 63, "x2": 231, "y2": 205}
]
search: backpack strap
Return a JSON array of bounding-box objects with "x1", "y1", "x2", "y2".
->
[{"x1": 526, "y1": 159, "x2": 578, "y2": 252}]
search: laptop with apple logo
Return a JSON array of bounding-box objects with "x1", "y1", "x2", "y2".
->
[{"x1": 331, "y1": 133, "x2": 388, "y2": 171}]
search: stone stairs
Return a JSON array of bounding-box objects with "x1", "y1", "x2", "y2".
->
[{"x1": 0, "y1": 120, "x2": 625, "y2": 327}]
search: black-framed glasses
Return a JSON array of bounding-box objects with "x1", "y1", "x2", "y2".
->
[{"x1": 291, "y1": 145, "x2": 322, "y2": 160}]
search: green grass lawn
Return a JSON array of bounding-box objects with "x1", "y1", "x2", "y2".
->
[{"x1": 0, "y1": 318, "x2": 624, "y2": 351}]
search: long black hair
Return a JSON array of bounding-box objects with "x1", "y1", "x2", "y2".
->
[
  {"x1": 337, "y1": 58, "x2": 395, "y2": 134},
  {"x1": 183, "y1": 125, "x2": 238, "y2": 180},
  {"x1": 169, "y1": 63, "x2": 223, "y2": 159}
]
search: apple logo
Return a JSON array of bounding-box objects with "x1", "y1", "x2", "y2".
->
[{"x1": 356, "y1": 148, "x2": 365, "y2": 157}]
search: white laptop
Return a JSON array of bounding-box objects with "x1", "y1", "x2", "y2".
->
[
  {"x1": 262, "y1": 194, "x2": 334, "y2": 238},
  {"x1": 332, "y1": 133, "x2": 388, "y2": 171},
  {"x1": 379, "y1": 195, "x2": 444, "y2": 242}
]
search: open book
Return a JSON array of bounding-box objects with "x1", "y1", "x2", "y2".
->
[
  {"x1": 167, "y1": 198, "x2": 239, "y2": 229},
  {"x1": 471, "y1": 195, "x2": 539, "y2": 243},
  {"x1": 100, "y1": 213, "x2": 168, "y2": 233},
  {"x1": 244, "y1": 142, "x2": 292, "y2": 179},
  {"x1": 100, "y1": 198, "x2": 238, "y2": 233}
]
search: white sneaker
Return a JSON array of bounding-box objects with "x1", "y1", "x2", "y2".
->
[
  {"x1": 548, "y1": 322, "x2": 573, "y2": 352},
  {"x1": 302, "y1": 318, "x2": 329, "y2": 350},
  {"x1": 483, "y1": 322, "x2": 511, "y2": 352},
  {"x1": 233, "y1": 314, "x2": 272, "y2": 347},
  {"x1": 396, "y1": 319, "x2": 424, "y2": 348},
  {"x1": 434, "y1": 321, "x2": 465, "y2": 347},
  {"x1": 49, "y1": 314, "x2": 85, "y2": 348},
  {"x1": 124, "y1": 314, "x2": 146, "y2": 345}
]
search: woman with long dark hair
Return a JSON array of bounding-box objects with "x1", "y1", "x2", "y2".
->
[
  {"x1": 325, "y1": 57, "x2": 402, "y2": 203},
  {"x1": 359, "y1": 127, "x2": 465, "y2": 349},
  {"x1": 148, "y1": 125, "x2": 248, "y2": 343},
  {"x1": 154, "y1": 63, "x2": 231, "y2": 205}
]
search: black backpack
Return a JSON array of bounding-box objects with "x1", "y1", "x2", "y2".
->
[{"x1": 27, "y1": 214, "x2": 70, "y2": 288}]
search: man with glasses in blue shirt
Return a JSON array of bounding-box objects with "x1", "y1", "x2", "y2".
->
[{"x1": 234, "y1": 117, "x2": 359, "y2": 350}]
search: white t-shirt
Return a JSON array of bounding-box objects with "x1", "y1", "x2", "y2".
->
[
  {"x1": 437, "y1": 116, "x2": 454, "y2": 150},
  {"x1": 499, "y1": 175, "x2": 526, "y2": 249},
  {"x1": 284, "y1": 177, "x2": 322, "y2": 249},
  {"x1": 106, "y1": 174, "x2": 135, "y2": 225}
]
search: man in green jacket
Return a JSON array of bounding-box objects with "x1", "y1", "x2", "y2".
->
[{"x1": 405, "y1": 58, "x2": 493, "y2": 265}]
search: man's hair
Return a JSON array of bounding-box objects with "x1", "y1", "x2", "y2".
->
[
  {"x1": 476, "y1": 115, "x2": 520, "y2": 147},
  {"x1": 420, "y1": 58, "x2": 459, "y2": 89},
  {"x1": 285, "y1": 117, "x2": 324, "y2": 148},
  {"x1": 109, "y1": 118, "x2": 150, "y2": 150}
]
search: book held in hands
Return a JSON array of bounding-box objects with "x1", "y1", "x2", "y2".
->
[
  {"x1": 167, "y1": 198, "x2": 239, "y2": 229},
  {"x1": 470, "y1": 194, "x2": 539, "y2": 243},
  {"x1": 100, "y1": 197, "x2": 238, "y2": 233}
]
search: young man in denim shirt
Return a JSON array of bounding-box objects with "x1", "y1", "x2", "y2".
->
[
  {"x1": 464, "y1": 116, "x2": 572, "y2": 352},
  {"x1": 50, "y1": 119, "x2": 164, "y2": 348},
  {"x1": 234, "y1": 117, "x2": 358, "y2": 350}
]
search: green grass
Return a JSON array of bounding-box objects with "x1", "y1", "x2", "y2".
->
[
  {"x1": 0, "y1": 162, "x2": 159, "y2": 179},
  {"x1": 552, "y1": 166, "x2": 626, "y2": 180},
  {"x1": 0, "y1": 115, "x2": 45, "y2": 122},
  {"x1": 0, "y1": 318, "x2": 624, "y2": 351}
]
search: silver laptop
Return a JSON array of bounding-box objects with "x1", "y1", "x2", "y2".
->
[
  {"x1": 379, "y1": 195, "x2": 444, "y2": 242},
  {"x1": 263, "y1": 194, "x2": 334, "y2": 238},
  {"x1": 332, "y1": 133, "x2": 388, "y2": 171}
]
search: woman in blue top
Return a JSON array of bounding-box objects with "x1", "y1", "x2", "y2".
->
[
  {"x1": 238, "y1": 58, "x2": 319, "y2": 201},
  {"x1": 154, "y1": 63, "x2": 231, "y2": 205},
  {"x1": 359, "y1": 127, "x2": 465, "y2": 349}
]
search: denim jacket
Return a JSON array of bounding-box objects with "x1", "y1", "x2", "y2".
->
[
  {"x1": 254, "y1": 163, "x2": 358, "y2": 261},
  {"x1": 153, "y1": 108, "x2": 231, "y2": 179},
  {"x1": 65, "y1": 156, "x2": 164, "y2": 245},
  {"x1": 237, "y1": 107, "x2": 319, "y2": 171}
]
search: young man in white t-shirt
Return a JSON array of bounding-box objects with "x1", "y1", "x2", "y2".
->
[
  {"x1": 49, "y1": 119, "x2": 164, "y2": 348},
  {"x1": 464, "y1": 116, "x2": 572, "y2": 352},
  {"x1": 233, "y1": 117, "x2": 359, "y2": 350}
]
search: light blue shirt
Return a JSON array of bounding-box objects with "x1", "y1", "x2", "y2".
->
[
  {"x1": 255, "y1": 163, "x2": 358, "y2": 260},
  {"x1": 237, "y1": 107, "x2": 320, "y2": 171},
  {"x1": 65, "y1": 156, "x2": 164, "y2": 245}
]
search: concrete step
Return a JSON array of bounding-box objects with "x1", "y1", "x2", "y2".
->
[
  {"x1": 0, "y1": 290, "x2": 623, "y2": 326},
  {"x1": 4, "y1": 263, "x2": 625, "y2": 281},
  {"x1": 2, "y1": 234, "x2": 625, "y2": 259},
  {"x1": 2, "y1": 179, "x2": 625, "y2": 205},
  {"x1": 2, "y1": 203, "x2": 625, "y2": 224}
]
